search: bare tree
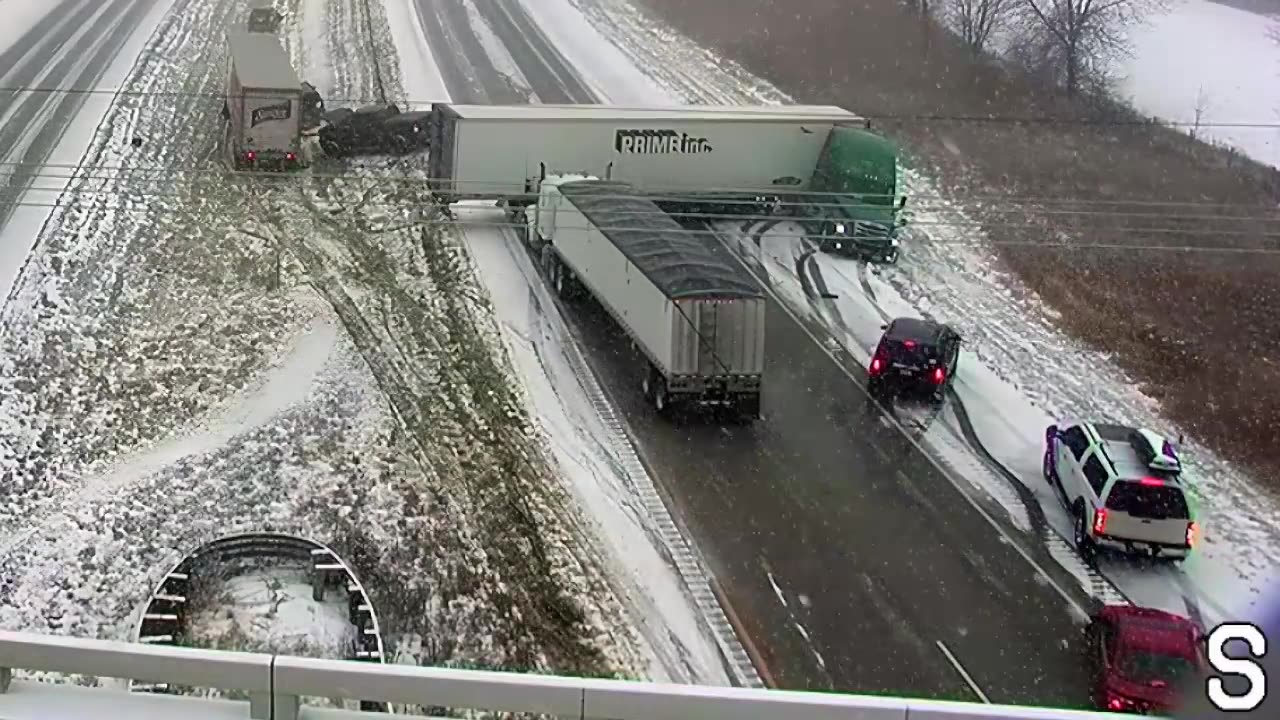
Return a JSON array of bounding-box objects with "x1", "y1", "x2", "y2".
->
[
  {"x1": 949, "y1": 0, "x2": 1020, "y2": 55},
  {"x1": 1191, "y1": 85, "x2": 1212, "y2": 140},
  {"x1": 1018, "y1": 0, "x2": 1163, "y2": 96}
]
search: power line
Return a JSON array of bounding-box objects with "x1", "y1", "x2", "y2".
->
[
  {"x1": 6, "y1": 84, "x2": 1280, "y2": 130},
  {"x1": 4, "y1": 164, "x2": 1279, "y2": 218},
  {"x1": 7, "y1": 173, "x2": 1279, "y2": 226},
  {"x1": 4, "y1": 195, "x2": 1279, "y2": 254}
]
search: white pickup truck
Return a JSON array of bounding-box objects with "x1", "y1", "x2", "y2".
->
[{"x1": 1043, "y1": 421, "x2": 1198, "y2": 562}]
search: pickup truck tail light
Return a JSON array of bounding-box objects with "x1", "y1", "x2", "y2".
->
[
  {"x1": 1093, "y1": 508, "x2": 1108, "y2": 535},
  {"x1": 1186, "y1": 521, "x2": 1199, "y2": 548}
]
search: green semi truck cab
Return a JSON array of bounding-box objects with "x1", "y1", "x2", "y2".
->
[{"x1": 800, "y1": 125, "x2": 907, "y2": 264}]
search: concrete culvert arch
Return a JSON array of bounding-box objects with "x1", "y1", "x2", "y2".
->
[{"x1": 130, "y1": 532, "x2": 390, "y2": 713}]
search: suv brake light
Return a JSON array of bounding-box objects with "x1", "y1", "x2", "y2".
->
[
  {"x1": 869, "y1": 356, "x2": 884, "y2": 376},
  {"x1": 1139, "y1": 477, "x2": 1164, "y2": 486},
  {"x1": 1186, "y1": 521, "x2": 1198, "y2": 547},
  {"x1": 931, "y1": 367, "x2": 945, "y2": 384},
  {"x1": 903, "y1": 340, "x2": 916, "y2": 348},
  {"x1": 1093, "y1": 508, "x2": 1108, "y2": 535}
]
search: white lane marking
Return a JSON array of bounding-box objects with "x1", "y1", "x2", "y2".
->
[
  {"x1": 766, "y1": 572, "x2": 789, "y2": 609},
  {"x1": 714, "y1": 223, "x2": 1093, "y2": 620},
  {"x1": 936, "y1": 640, "x2": 991, "y2": 704}
]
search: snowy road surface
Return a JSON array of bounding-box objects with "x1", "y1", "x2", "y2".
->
[
  {"x1": 394, "y1": 0, "x2": 1096, "y2": 705},
  {"x1": 0, "y1": 0, "x2": 173, "y2": 300}
]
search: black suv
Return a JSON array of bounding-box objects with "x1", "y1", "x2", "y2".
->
[
  {"x1": 319, "y1": 104, "x2": 430, "y2": 157},
  {"x1": 867, "y1": 317, "x2": 961, "y2": 402}
]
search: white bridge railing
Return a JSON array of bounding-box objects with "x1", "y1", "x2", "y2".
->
[{"x1": 0, "y1": 630, "x2": 1117, "y2": 719}]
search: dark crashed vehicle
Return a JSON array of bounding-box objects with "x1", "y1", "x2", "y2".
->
[
  {"x1": 318, "y1": 103, "x2": 430, "y2": 157},
  {"x1": 867, "y1": 317, "x2": 961, "y2": 402}
]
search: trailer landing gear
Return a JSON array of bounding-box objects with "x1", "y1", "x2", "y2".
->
[
  {"x1": 542, "y1": 249, "x2": 583, "y2": 301},
  {"x1": 642, "y1": 366, "x2": 671, "y2": 416}
]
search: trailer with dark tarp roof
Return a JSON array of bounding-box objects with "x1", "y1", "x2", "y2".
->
[{"x1": 528, "y1": 176, "x2": 766, "y2": 420}]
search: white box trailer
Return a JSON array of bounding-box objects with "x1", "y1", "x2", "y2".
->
[
  {"x1": 223, "y1": 32, "x2": 303, "y2": 170},
  {"x1": 426, "y1": 103, "x2": 865, "y2": 202},
  {"x1": 530, "y1": 177, "x2": 766, "y2": 419}
]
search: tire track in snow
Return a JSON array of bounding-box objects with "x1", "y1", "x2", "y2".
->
[
  {"x1": 859, "y1": 260, "x2": 1224, "y2": 622},
  {"x1": 711, "y1": 220, "x2": 1113, "y2": 618},
  {"x1": 855, "y1": 262, "x2": 1135, "y2": 609}
]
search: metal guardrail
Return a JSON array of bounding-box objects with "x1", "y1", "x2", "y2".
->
[{"x1": 0, "y1": 630, "x2": 1121, "y2": 720}]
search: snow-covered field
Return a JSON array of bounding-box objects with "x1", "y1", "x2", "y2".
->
[
  {"x1": 418, "y1": 0, "x2": 1279, "y2": 622},
  {"x1": 1118, "y1": 0, "x2": 1280, "y2": 167}
]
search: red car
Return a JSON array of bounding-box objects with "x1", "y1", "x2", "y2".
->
[{"x1": 1087, "y1": 605, "x2": 1206, "y2": 714}]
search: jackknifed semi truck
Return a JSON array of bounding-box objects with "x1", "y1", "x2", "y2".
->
[
  {"x1": 526, "y1": 176, "x2": 767, "y2": 419},
  {"x1": 222, "y1": 32, "x2": 304, "y2": 170},
  {"x1": 427, "y1": 103, "x2": 908, "y2": 262}
]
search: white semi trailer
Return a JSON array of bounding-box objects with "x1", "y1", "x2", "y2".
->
[
  {"x1": 527, "y1": 176, "x2": 767, "y2": 419},
  {"x1": 222, "y1": 32, "x2": 304, "y2": 171},
  {"x1": 426, "y1": 103, "x2": 908, "y2": 263},
  {"x1": 427, "y1": 103, "x2": 862, "y2": 201}
]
